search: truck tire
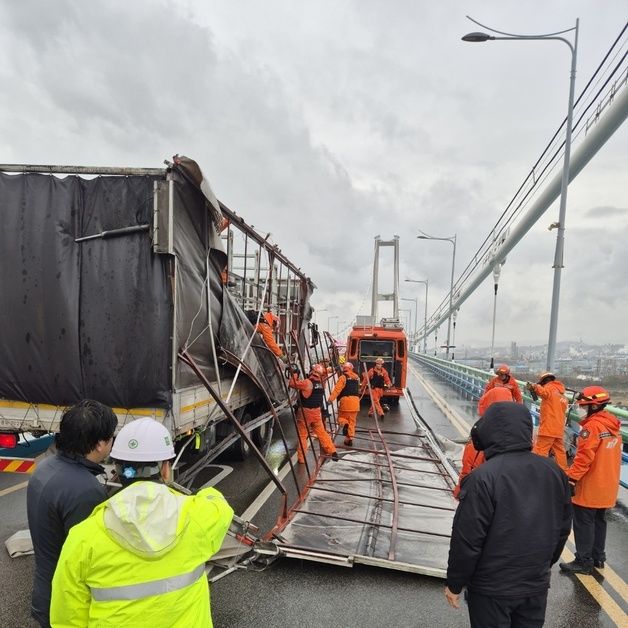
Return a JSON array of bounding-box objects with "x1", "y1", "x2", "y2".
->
[
  {"x1": 227, "y1": 407, "x2": 254, "y2": 461},
  {"x1": 252, "y1": 416, "x2": 273, "y2": 449}
]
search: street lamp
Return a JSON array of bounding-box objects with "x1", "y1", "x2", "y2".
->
[
  {"x1": 462, "y1": 15, "x2": 579, "y2": 372},
  {"x1": 399, "y1": 308, "x2": 412, "y2": 335},
  {"x1": 417, "y1": 231, "x2": 457, "y2": 360},
  {"x1": 400, "y1": 297, "x2": 418, "y2": 344},
  {"x1": 405, "y1": 278, "x2": 429, "y2": 353}
]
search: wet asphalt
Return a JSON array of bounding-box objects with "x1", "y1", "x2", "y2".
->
[{"x1": 1, "y1": 360, "x2": 626, "y2": 627}]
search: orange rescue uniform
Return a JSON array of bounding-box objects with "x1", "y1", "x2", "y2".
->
[
  {"x1": 362, "y1": 366, "x2": 391, "y2": 416},
  {"x1": 328, "y1": 372, "x2": 360, "y2": 444},
  {"x1": 530, "y1": 379, "x2": 568, "y2": 471},
  {"x1": 483, "y1": 374, "x2": 523, "y2": 404},
  {"x1": 256, "y1": 321, "x2": 283, "y2": 357},
  {"x1": 568, "y1": 410, "x2": 621, "y2": 509},
  {"x1": 289, "y1": 374, "x2": 336, "y2": 463}
]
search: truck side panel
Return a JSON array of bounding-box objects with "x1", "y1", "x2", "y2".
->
[{"x1": 0, "y1": 172, "x2": 171, "y2": 408}]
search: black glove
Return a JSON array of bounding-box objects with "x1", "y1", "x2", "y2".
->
[
  {"x1": 526, "y1": 383, "x2": 538, "y2": 401},
  {"x1": 568, "y1": 480, "x2": 577, "y2": 497}
]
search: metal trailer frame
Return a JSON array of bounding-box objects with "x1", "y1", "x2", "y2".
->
[{"x1": 0, "y1": 160, "x2": 315, "y2": 485}]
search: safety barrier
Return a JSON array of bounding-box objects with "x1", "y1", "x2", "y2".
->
[
  {"x1": 410, "y1": 352, "x2": 628, "y2": 488},
  {"x1": 410, "y1": 352, "x2": 540, "y2": 427}
]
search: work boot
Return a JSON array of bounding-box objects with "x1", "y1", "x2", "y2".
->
[
  {"x1": 594, "y1": 560, "x2": 605, "y2": 569},
  {"x1": 344, "y1": 438, "x2": 353, "y2": 447},
  {"x1": 382, "y1": 404, "x2": 390, "y2": 413},
  {"x1": 342, "y1": 424, "x2": 349, "y2": 436},
  {"x1": 331, "y1": 452, "x2": 339, "y2": 461},
  {"x1": 559, "y1": 559, "x2": 593, "y2": 575}
]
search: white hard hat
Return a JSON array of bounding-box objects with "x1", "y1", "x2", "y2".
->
[{"x1": 110, "y1": 418, "x2": 175, "y2": 462}]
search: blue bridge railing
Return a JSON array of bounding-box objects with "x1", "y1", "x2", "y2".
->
[{"x1": 411, "y1": 352, "x2": 628, "y2": 489}]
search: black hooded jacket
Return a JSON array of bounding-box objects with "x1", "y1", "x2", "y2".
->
[{"x1": 446, "y1": 402, "x2": 572, "y2": 597}]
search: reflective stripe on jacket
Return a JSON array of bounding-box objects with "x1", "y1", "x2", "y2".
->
[
  {"x1": 50, "y1": 482, "x2": 233, "y2": 627},
  {"x1": 568, "y1": 410, "x2": 621, "y2": 508}
]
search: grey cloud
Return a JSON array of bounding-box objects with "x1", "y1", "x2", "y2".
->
[
  {"x1": 1, "y1": 0, "x2": 626, "y2": 347},
  {"x1": 584, "y1": 206, "x2": 628, "y2": 219}
]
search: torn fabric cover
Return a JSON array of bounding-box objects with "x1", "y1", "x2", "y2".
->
[{"x1": 0, "y1": 157, "x2": 287, "y2": 409}]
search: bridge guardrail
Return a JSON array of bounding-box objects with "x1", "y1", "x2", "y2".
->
[{"x1": 410, "y1": 352, "x2": 628, "y2": 451}]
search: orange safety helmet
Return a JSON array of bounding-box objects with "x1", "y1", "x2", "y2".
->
[
  {"x1": 576, "y1": 386, "x2": 611, "y2": 406},
  {"x1": 263, "y1": 312, "x2": 279, "y2": 328},
  {"x1": 342, "y1": 362, "x2": 354, "y2": 372},
  {"x1": 495, "y1": 364, "x2": 510, "y2": 376},
  {"x1": 310, "y1": 364, "x2": 326, "y2": 380},
  {"x1": 537, "y1": 371, "x2": 556, "y2": 384}
]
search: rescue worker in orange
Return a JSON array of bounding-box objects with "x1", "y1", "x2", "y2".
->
[
  {"x1": 362, "y1": 357, "x2": 392, "y2": 417},
  {"x1": 560, "y1": 386, "x2": 621, "y2": 575},
  {"x1": 483, "y1": 363, "x2": 523, "y2": 404},
  {"x1": 289, "y1": 363, "x2": 338, "y2": 464},
  {"x1": 453, "y1": 386, "x2": 513, "y2": 498},
  {"x1": 526, "y1": 372, "x2": 568, "y2": 472},
  {"x1": 327, "y1": 362, "x2": 360, "y2": 447},
  {"x1": 256, "y1": 311, "x2": 285, "y2": 360}
]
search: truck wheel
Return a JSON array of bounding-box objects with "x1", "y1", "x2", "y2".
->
[
  {"x1": 252, "y1": 417, "x2": 273, "y2": 449},
  {"x1": 230, "y1": 429, "x2": 252, "y2": 461},
  {"x1": 228, "y1": 408, "x2": 254, "y2": 461}
]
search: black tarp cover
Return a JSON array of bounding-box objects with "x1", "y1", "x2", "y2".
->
[
  {"x1": 277, "y1": 445, "x2": 456, "y2": 576},
  {"x1": 0, "y1": 172, "x2": 170, "y2": 407},
  {"x1": 0, "y1": 161, "x2": 291, "y2": 410}
]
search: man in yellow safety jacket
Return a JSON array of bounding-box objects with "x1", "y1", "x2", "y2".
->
[{"x1": 50, "y1": 418, "x2": 233, "y2": 627}]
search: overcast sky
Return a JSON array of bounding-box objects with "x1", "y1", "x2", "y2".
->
[{"x1": 2, "y1": 1, "x2": 627, "y2": 351}]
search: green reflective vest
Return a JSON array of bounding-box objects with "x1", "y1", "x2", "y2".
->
[{"x1": 50, "y1": 482, "x2": 233, "y2": 627}]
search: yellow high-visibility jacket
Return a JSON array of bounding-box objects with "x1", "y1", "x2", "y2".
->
[{"x1": 50, "y1": 482, "x2": 233, "y2": 627}]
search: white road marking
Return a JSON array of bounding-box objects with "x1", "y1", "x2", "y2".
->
[
  {"x1": 0, "y1": 480, "x2": 28, "y2": 498},
  {"x1": 240, "y1": 454, "x2": 298, "y2": 521},
  {"x1": 198, "y1": 465, "x2": 233, "y2": 489}
]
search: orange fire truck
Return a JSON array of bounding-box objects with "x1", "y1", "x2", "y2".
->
[{"x1": 346, "y1": 318, "x2": 407, "y2": 405}]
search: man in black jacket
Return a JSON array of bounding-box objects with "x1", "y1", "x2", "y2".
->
[
  {"x1": 444, "y1": 401, "x2": 572, "y2": 627},
  {"x1": 27, "y1": 399, "x2": 117, "y2": 628}
]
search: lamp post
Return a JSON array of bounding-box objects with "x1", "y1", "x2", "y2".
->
[
  {"x1": 404, "y1": 278, "x2": 429, "y2": 353},
  {"x1": 451, "y1": 309, "x2": 459, "y2": 361},
  {"x1": 462, "y1": 16, "x2": 579, "y2": 372},
  {"x1": 400, "y1": 297, "x2": 418, "y2": 345},
  {"x1": 417, "y1": 231, "x2": 456, "y2": 360},
  {"x1": 399, "y1": 308, "x2": 412, "y2": 335}
]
